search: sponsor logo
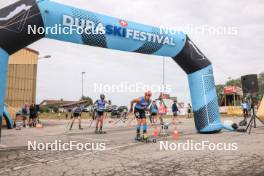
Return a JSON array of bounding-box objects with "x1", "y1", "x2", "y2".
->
[
  {"x1": 119, "y1": 20, "x2": 128, "y2": 27},
  {"x1": 62, "y1": 15, "x2": 105, "y2": 34},
  {"x1": 105, "y1": 24, "x2": 175, "y2": 46},
  {"x1": 62, "y1": 14, "x2": 175, "y2": 46}
]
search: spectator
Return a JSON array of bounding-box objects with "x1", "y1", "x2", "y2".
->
[
  {"x1": 21, "y1": 104, "x2": 29, "y2": 127},
  {"x1": 187, "y1": 103, "x2": 192, "y2": 118},
  {"x1": 172, "y1": 100, "x2": 180, "y2": 121},
  {"x1": 158, "y1": 100, "x2": 167, "y2": 124},
  {"x1": 29, "y1": 104, "x2": 38, "y2": 127},
  {"x1": 150, "y1": 101, "x2": 158, "y2": 124},
  {"x1": 241, "y1": 100, "x2": 249, "y2": 120}
]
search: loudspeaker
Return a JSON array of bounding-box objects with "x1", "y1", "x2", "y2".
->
[{"x1": 241, "y1": 74, "x2": 259, "y2": 94}]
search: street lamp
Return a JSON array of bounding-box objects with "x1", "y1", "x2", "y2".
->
[
  {"x1": 162, "y1": 56, "x2": 166, "y2": 92},
  {"x1": 81, "y1": 72, "x2": 86, "y2": 98},
  {"x1": 38, "y1": 55, "x2": 52, "y2": 60}
]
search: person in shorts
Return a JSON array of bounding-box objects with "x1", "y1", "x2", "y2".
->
[
  {"x1": 94, "y1": 94, "x2": 108, "y2": 134},
  {"x1": 149, "y1": 101, "x2": 158, "y2": 124},
  {"x1": 130, "y1": 91, "x2": 152, "y2": 140},
  {"x1": 69, "y1": 105, "x2": 83, "y2": 130},
  {"x1": 21, "y1": 104, "x2": 29, "y2": 127}
]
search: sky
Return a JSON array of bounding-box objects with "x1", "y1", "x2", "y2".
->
[{"x1": 1, "y1": 0, "x2": 264, "y2": 106}]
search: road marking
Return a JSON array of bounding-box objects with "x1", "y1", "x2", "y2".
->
[
  {"x1": 0, "y1": 144, "x2": 7, "y2": 148},
  {"x1": 70, "y1": 136, "x2": 110, "y2": 142},
  {"x1": 106, "y1": 143, "x2": 139, "y2": 151},
  {"x1": 21, "y1": 153, "x2": 47, "y2": 163}
]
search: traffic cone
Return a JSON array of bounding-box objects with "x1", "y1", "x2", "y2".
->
[
  {"x1": 36, "y1": 123, "x2": 43, "y2": 129},
  {"x1": 153, "y1": 127, "x2": 159, "y2": 137},
  {"x1": 172, "y1": 129, "x2": 179, "y2": 139}
]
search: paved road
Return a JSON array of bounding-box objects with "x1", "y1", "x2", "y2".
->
[{"x1": 0, "y1": 117, "x2": 264, "y2": 176}]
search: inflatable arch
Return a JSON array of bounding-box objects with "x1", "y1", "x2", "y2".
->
[{"x1": 0, "y1": 0, "x2": 226, "y2": 133}]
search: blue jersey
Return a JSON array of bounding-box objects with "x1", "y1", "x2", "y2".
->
[
  {"x1": 73, "y1": 107, "x2": 82, "y2": 114},
  {"x1": 96, "y1": 99, "x2": 106, "y2": 112},
  {"x1": 135, "y1": 97, "x2": 150, "y2": 110},
  {"x1": 150, "y1": 104, "x2": 158, "y2": 113}
]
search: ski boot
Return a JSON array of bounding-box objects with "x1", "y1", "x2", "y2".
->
[
  {"x1": 99, "y1": 127, "x2": 106, "y2": 134},
  {"x1": 135, "y1": 133, "x2": 141, "y2": 141}
]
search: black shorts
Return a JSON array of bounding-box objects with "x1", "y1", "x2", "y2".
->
[
  {"x1": 73, "y1": 113, "x2": 80, "y2": 118},
  {"x1": 97, "y1": 111, "x2": 104, "y2": 117},
  {"x1": 151, "y1": 112, "x2": 157, "y2": 116},
  {"x1": 134, "y1": 108, "x2": 146, "y2": 119}
]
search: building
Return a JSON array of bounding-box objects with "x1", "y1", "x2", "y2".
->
[
  {"x1": 2, "y1": 48, "x2": 39, "y2": 127},
  {"x1": 5, "y1": 48, "x2": 39, "y2": 108},
  {"x1": 219, "y1": 86, "x2": 243, "y2": 115},
  {"x1": 39, "y1": 100, "x2": 76, "y2": 108},
  {"x1": 39, "y1": 99, "x2": 91, "y2": 112}
]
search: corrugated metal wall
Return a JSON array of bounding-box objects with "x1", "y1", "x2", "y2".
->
[{"x1": 5, "y1": 48, "x2": 39, "y2": 108}]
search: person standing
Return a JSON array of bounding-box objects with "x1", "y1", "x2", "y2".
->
[
  {"x1": 172, "y1": 100, "x2": 180, "y2": 121},
  {"x1": 158, "y1": 100, "x2": 167, "y2": 124},
  {"x1": 69, "y1": 105, "x2": 83, "y2": 130},
  {"x1": 149, "y1": 101, "x2": 158, "y2": 124},
  {"x1": 241, "y1": 100, "x2": 249, "y2": 120},
  {"x1": 187, "y1": 103, "x2": 192, "y2": 118},
  {"x1": 94, "y1": 94, "x2": 108, "y2": 134},
  {"x1": 130, "y1": 91, "x2": 152, "y2": 140},
  {"x1": 21, "y1": 104, "x2": 29, "y2": 127}
]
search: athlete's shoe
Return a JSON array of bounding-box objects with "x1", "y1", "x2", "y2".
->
[
  {"x1": 135, "y1": 133, "x2": 141, "y2": 141},
  {"x1": 99, "y1": 130, "x2": 106, "y2": 134}
]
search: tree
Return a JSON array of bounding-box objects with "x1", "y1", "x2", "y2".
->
[
  {"x1": 80, "y1": 96, "x2": 93, "y2": 106},
  {"x1": 258, "y1": 72, "x2": 264, "y2": 99},
  {"x1": 216, "y1": 85, "x2": 224, "y2": 104},
  {"x1": 226, "y1": 78, "x2": 241, "y2": 87}
]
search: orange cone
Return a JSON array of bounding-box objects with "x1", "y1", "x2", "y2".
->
[
  {"x1": 153, "y1": 127, "x2": 159, "y2": 137},
  {"x1": 36, "y1": 123, "x2": 43, "y2": 129},
  {"x1": 172, "y1": 129, "x2": 179, "y2": 139}
]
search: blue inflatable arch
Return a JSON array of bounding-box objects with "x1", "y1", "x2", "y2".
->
[{"x1": 0, "y1": 0, "x2": 224, "y2": 133}]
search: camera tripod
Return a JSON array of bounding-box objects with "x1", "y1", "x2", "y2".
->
[{"x1": 245, "y1": 103, "x2": 258, "y2": 134}]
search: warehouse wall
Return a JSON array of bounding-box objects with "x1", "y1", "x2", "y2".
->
[{"x1": 5, "y1": 48, "x2": 39, "y2": 108}]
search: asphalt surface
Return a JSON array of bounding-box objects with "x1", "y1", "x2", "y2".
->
[{"x1": 0, "y1": 117, "x2": 264, "y2": 176}]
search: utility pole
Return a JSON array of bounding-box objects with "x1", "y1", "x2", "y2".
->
[{"x1": 81, "y1": 72, "x2": 86, "y2": 98}]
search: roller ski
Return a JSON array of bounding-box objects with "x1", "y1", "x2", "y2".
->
[
  {"x1": 134, "y1": 133, "x2": 156, "y2": 143},
  {"x1": 95, "y1": 127, "x2": 106, "y2": 134}
]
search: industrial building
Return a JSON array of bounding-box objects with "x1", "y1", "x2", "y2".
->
[
  {"x1": 5, "y1": 48, "x2": 39, "y2": 108},
  {"x1": 2, "y1": 48, "x2": 39, "y2": 126}
]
